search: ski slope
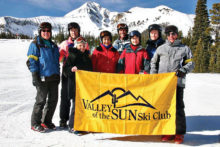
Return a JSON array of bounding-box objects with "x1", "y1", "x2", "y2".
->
[{"x1": 0, "y1": 39, "x2": 219, "y2": 147}]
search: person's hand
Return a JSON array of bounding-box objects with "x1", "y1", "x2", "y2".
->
[
  {"x1": 32, "y1": 72, "x2": 42, "y2": 86},
  {"x1": 176, "y1": 68, "x2": 186, "y2": 78},
  {"x1": 71, "y1": 66, "x2": 78, "y2": 72}
]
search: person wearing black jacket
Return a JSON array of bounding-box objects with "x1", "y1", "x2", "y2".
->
[
  {"x1": 146, "y1": 24, "x2": 164, "y2": 60},
  {"x1": 63, "y1": 36, "x2": 92, "y2": 134}
]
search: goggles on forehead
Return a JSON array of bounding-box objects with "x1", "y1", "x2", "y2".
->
[
  {"x1": 166, "y1": 32, "x2": 177, "y2": 36},
  {"x1": 117, "y1": 23, "x2": 128, "y2": 30},
  {"x1": 75, "y1": 37, "x2": 87, "y2": 44}
]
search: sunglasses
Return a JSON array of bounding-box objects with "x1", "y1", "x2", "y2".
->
[
  {"x1": 167, "y1": 32, "x2": 177, "y2": 36},
  {"x1": 42, "y1": 30, "x2": 51, "y2": 33}
]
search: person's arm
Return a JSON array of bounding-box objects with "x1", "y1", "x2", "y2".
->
[
  {"x1": 117, "y1": 50, "x2": 126, "y2": 73},
  {"x1": 143, "y1": 49, "x2": 150, "y2": 74},
  {"x1": 176, "y1": 46, "x2": 195, "y2": 77},
  {"x1": 91, "y1": 49, "x2": 98, "y2": 72},
  {"x1": 27, "y1": 42, "x2": 42, "y2": 86},
  {"x1": 150, "y1": 49, "x2": 160, "y2": 74},
  {"x1": 63, "y1": 53, "x2": 76, "y2": 78}
]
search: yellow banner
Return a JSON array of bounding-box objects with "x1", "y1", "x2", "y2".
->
[{"x1": 74, "y1": 70, "x2": 177, "y2": 135}]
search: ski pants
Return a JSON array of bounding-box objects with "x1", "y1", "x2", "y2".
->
[
  {"x1": 59, "y1": 74, "x2": 71, "y2": 122},
  {"x1": 31, "y1": 81, "x2": 59, "y2": 126},
  {"x1": 176, "y1": 86, "x2": 186, "y2": 134}
]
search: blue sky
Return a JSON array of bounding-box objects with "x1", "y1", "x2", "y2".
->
[{"x1": 0, "y1": 0, "x2": 219, "y2": 18}]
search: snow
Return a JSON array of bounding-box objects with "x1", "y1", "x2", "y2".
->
[{"x1": 0, "y1": 39, "x2": 219, "y2": 147}]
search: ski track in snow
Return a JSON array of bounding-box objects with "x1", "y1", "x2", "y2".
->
[{"x1": 0, "y1": 39, "x2": 219, "y2": 147}]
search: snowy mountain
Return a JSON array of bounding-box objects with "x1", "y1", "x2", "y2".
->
[{"x1": 0, "y1": 2, "x2": 195, "y2": 37}]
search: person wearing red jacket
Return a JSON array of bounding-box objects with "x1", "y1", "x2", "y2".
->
[
  {"x1": 117, "y1": 30, "x2": 150, "y2": 74},
  {"x1": 92, "y1": 31, "x2": 120, "y2": 73}
]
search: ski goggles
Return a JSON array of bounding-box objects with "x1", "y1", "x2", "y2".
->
[
  {"x1": 75, "y1": 37, "x2": 87, "y2": 44},
  {"x1": 117, "y1": 23, "x2": 128, "y2": 30}
]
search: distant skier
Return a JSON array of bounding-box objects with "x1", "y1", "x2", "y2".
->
[
  {"x1": 27, "y1": 22, "x2": 60, "y2": 132},
  {"x1": 146, "y1": 24, "x2": 164, "y2": 60},
  {"x1": 113, "y1": 23, "x2": 130, "y2": 54},
  {"x1": 117, "y1": 30, "x2": 150, "y2": 74},
  {"x1": 150, "y1": 25, "x2": 195, "y2": 144},
  {"x1": 92, "y1": 30, "x2": 120, "y2": 73}
]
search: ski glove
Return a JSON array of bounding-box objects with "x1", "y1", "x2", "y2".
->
[
  {"x1": 32, "y1": 72, "x2": 43, "y2": 86},
  {"x1": 176, "y1": 68, "x2": 186, "y2": 78}
]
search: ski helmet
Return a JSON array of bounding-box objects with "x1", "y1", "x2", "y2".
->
[
  {"x1": 165, "y1": 25, "x2": 178, "y2": 35},
  {"x1": 117, "y1": 23, "x2": 128, "y2": 33},
  {"x1": 68, "y1": 22, "x2": 80, "y2": 36},
  {"x1": 38, "y1": 22, "x2": 52, "y2": 35},
  {"x1": 100, "y1": 30, "x2": 112, "y2": 43},
  {"x1": 129, "y1": 30, "x2": 141, "y2": 44},
  {"x1": 148, "y1": 24, "x2": 162, "y2": 38}
]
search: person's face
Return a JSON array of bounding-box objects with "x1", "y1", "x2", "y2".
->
[
  {"x1": 150, "y1": 30, "x2": 159, "y2": 41},
  {"x1": 70, "y1": 28, "x2": 79, "y2": 39},
  {"x1": 76, "y1": 43, "x2": 86, "y2": 53},
  {"x1": 102, "y1": 36, "x2": 111, "y2": 46},
  {"x1": 119, "y1": 29, "x2": 127, "y2": 40},
  {"x1": 41, "y1": 29, "x2": 51, "y2": 40},
  {"x1": 131, "y1": 35, "x2": 140, "y2": 45},
  {"x1": 167, "y1": 32, "x2": 178, "y2": 43}
]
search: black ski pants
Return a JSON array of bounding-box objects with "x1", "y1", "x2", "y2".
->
[
  {"x1": 59, "y1": 74, "x2": 71, "y2": 122},
  {"x1": 31, "y1": 81, "x2": 59, "y2": 126},
  {"x1": 176, "y1": 86, "x2": 186, "y2": 135}
]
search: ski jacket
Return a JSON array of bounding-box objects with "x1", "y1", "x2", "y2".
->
[
  {"x1": 63, "y1": 48, "x2": 92, "y2": 79},
  {"x1": 59, "y1": 37, "x2": 74, "y2": 64},
  {"x1": 92, "y1": 44, "x2": 120, "y2": 73},
  {"x1": 117, "y1": 45, "x2": 150, "y2": 74},
  {"x1": 146, "y1": 38, "x2": 164, "y2": 60},
  {"x1": 59, "y1": 37, "x2": 90, "y2": 64},
  {"x1": 150, "y1": 39, "x2": 195, "y2": 87},
  {"x1": 63, "y1": 47, "x2": 92, "y2": 99},
  {"x1": 27, "y1": 36, "x2": 60, "y2": 78},
  {"x1": 113, "y1": 37, "x2": 130, "y2": 54}
]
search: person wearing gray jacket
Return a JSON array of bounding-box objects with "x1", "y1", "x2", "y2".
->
[{"x1": 150, "y1": 25, "x2": 195, "y2": 144}]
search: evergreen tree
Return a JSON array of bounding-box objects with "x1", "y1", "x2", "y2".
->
[
  {"x1": 209, "y1": 3, "x2": 220, "y2": 72},
  {"x1": 194, "y1": 39, "x2": 204, "y2": 72},
  {"x1": 191, "y1": 0, "x2": 211, "y2": 72}
]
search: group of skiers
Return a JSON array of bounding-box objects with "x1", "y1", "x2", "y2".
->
[{"x1": 27, "y1": 21, "x2": 195, "y2": 144}]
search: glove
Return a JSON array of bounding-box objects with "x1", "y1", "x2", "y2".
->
[
  {"x1": 176, "y1": 68, "x2": 186, "y2": 78},
  {"x1": 32, "y1": 72, "x2": 42, "y2": 86}
]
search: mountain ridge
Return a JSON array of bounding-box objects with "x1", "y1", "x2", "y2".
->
[{"x1": 0, "y1": 1, "x2": 194, "y2": 37}]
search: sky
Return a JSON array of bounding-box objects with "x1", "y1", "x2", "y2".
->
[{"x1": 0, "y1": 0, "x2": 219, "y2": 18}]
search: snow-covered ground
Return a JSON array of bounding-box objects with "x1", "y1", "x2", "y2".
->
[{"x1": 0, "y1": 39, "x2": 219, "y2": 147}]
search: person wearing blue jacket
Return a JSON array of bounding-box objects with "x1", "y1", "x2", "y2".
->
[
  {"x1": 146, "y1": 24, "x2": 164, "y2": 60},
  {"x1": 27, "y1": 22, "x2": 60, "y2": 133}
]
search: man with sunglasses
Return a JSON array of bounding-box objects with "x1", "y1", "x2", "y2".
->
[
  {"x1": 150, "y1": 25, "x2": 195, "y2": 144},
  {"x1": 27, "y1": 22, "x2": 60, "y2": 132},
  {"x1": 113, "y1": 23, "x2": 130, "y2": 54}
]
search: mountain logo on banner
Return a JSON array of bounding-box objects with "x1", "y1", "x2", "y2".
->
[{"x1": 90, "y1": 87, "x2": 156, "y2": 109}]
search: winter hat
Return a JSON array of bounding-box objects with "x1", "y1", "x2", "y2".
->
[
  {"x1": 129, "y1": 30, "x2": 141, "y2": 44},
  {"x1": 68, "y1": 22, "x2": 80, "y2": 36},
  {"x1": 100, "y1": 30, "x2": 112, "y2": 43},
  {"x1": 117, "y1": 23, "x2": 128, "y2": 33},
  {"x1": 148, "y1": 24, "x2": 162, "y2": 38},
  {"x1": 74, "y1": 36, "x2": 87, "y2": 48},
  {"x1": 165, "y1": 25, "x2": 178, "y2": 35},
  {"x1": 38, "y1": 22, "x2": 52, "y2": 35}
]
